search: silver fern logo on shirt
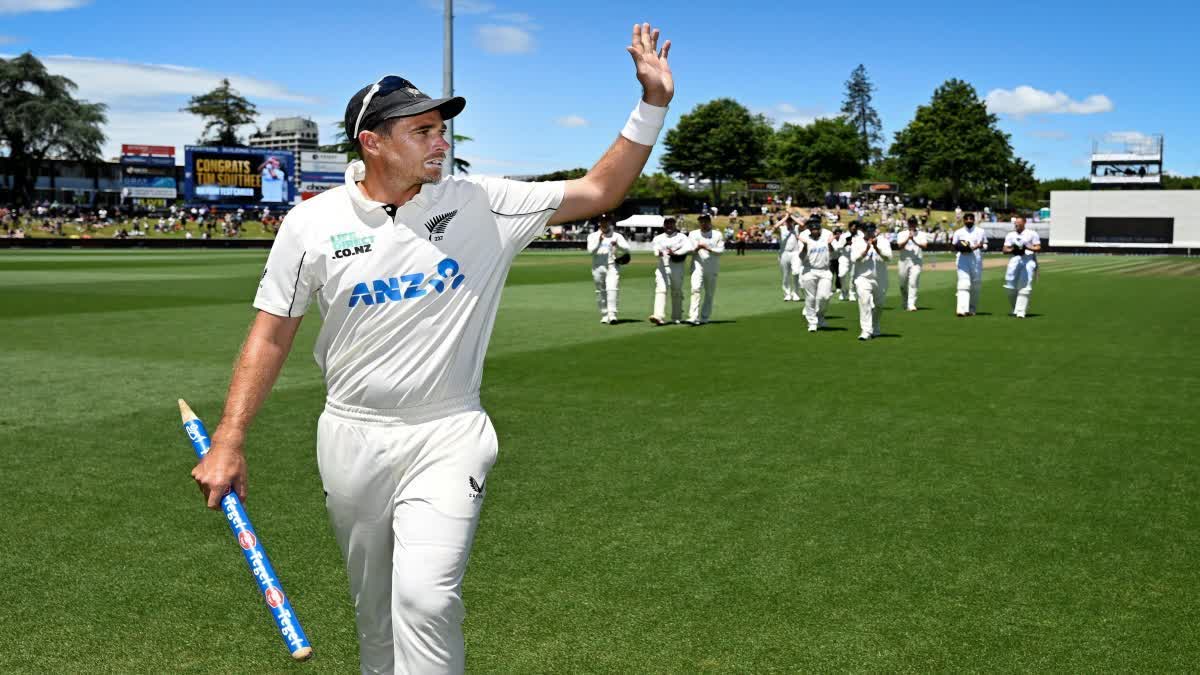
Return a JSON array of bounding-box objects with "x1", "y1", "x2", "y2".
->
[{"x1": 424, "y1": 209, "x2": 458, "y2": 242}]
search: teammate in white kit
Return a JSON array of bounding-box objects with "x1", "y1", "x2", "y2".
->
[
  {"x1": 1003, "y1": 216, "x2": 1041, "y2": 318},
  {"x1": 687, "y1": 212, "x2": 724, "y2": 324},
  {"x1": 895, "y1": 215, "x2": 928, "y2": 311},
  {"x1": 797, "y1": 214, "x2": 834, "y2": 332},
  {"x1": 833, "y1": 220, "x2": 858, "y2": 301},
  {"x1": 586, "y1": 213, "x2": 630, "y2": 324},
  {"x1": 649, "y1": 216, "x2": 693, "y2": 325},
  {"x1": 851, "y1": 221, "x2": 892, "y2": 340},
  {"x1": 190, "y1": 23, "x2": 675, "y2": 675},
  {"x1": 951, "y1": 212, "x2": 987, "y2": 316},
  {"x1": 778, "y1": 214, "x2": 800, "y2": 301}
]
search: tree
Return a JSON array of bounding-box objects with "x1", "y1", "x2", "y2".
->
[
  {"x1": 627, "y1": 172, "x2": 690, "y2": 206},
  {"x1": 889, "y1": 79, "x2": 1029, "y2": 206},
  {"x1": 0, "y1": 52, "x2": 107, "y2": 205},
  {"x1": 530, "y1": 167, "x2": 589, "y2": 182},
  {"x1": 182, "y1": 78, "x2": 258, "y2": 146},
  {"x1": 840, "y1": 64, "x2": 882, "y2": 161},
  {"x1": 769, "y1": 117, "x2": 865, "y2": 193},
  {"x1": 659, "y1": 98, "x2": 772, "y2": 207}
]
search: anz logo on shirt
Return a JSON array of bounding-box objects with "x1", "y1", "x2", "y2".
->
[{"x1": 348, "y1": 257, "x2": 467, "y2": 308}]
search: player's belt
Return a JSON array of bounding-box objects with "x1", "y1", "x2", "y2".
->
[{"x1": 324, "y1": 391, "x2": 482, "y2": 425}]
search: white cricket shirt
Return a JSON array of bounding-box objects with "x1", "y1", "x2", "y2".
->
[
  {"x1": 896, "y1": 229, "x2": 928, "y2": 263},
  {"x1": 851, "y1": 235, "x2": 892, "y2": 281},
  {"x1": 254, "y1": 160, "x2": 564, "y2": 412},
  {"x1": 586, "y1": 230, "x2": 630, "y2": 268},
  {"x1": 951, "y1": 225, "x2": 987, "y2": 271},
  {"x1": 798, "y1": 229, "x2": 834, "y2": 271},
  {"x1": 1004, "y1": 229, "x2": 1041, "y2": 260},
  {"x1": 688, "y1": 228, "x2": 725, "y2": 265},
  {"x1": 652, "y1": 231, "x2": 692, "y2": 261}
]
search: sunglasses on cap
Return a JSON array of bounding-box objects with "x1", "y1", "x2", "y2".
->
[{"x1": 352, "y1": 76, "x2": 418, "y2": 139}]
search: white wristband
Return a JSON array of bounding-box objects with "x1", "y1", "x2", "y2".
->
[{"x1": 621, "y1": 99, "x2": 668, "y2": 146}]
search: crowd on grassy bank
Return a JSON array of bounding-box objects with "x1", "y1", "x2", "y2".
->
[
  {"x1": 1, "y1": 201, "x2": 282, "y2": 240},
  {"x1": 2, "y1": 193, "x2": 1035, "y2": 244}
]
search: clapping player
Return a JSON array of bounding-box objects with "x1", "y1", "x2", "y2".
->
[
  {"x1": 650, "y1": 215, "x2": 693, "y2": 325},
  {"x1": 1003, "y1": 216, "x2": 1042, "y2": 318},
  {"x1": 586, "y1": 213, "x2": 630, "y2": 324}
]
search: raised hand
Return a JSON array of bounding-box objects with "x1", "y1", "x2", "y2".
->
[{"x1": 626, "y1": 23, "x2": 673, "y2": 107}]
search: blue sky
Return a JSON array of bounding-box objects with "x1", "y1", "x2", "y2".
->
[{"x1": 2, "y1": 0, "x2": 1197, "y2": 179}]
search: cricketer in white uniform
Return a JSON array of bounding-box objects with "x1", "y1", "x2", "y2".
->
[
  {"x1": 895, "y1": 216, "x2": 928, "y2": 312},
  {"x1": 1003, "y1": 216, "x2": 1041, "y2": 318},
  {"x1": 833, "y1": 221, "x2": 858, "y2": 301},
  {"x1": 190, "y1": 24, "x2": 676, "y2": 675},
  {"x1": 778, "y1": 215, "x2": 800, "y2": 301},
  {"x1": 797, "y1": 215, "x2": 835, "y2": 332},
  {"x1": 688, "y1": 213, "x2": 724, "y2": 324},
  {"x1": 650, "y1": 216, "x2": 693, "y2": 324},
  {"x1": 851, "y1": 221, "x2": 892, "y2": 340},
  {"x1": 586, "y1": 214, "x2": 630, "y2": 324},
  {"x1": 951, "y1": 212, "x2": 987, "y2": 316}
]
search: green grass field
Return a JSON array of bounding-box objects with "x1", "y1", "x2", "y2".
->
[{"x1": 1, "y1": 249, "x2": 1198, "y2": 672}]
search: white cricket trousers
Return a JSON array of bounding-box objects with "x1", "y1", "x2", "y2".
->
[
  {"x1": 1004, "y1": 255, "x2": 1037, "y2": 317},
  {"x1": 318, "y1": 396, "x2": 497, "y2": 675},
  {"x1": 652, "y1": 260, "x2": 687, "y2": 322},
  {"x1": 897, "y1": 259, "x2": 921, "y2": 310},
  {"x1": 591, "y1": 264, "x2": 620, "y2": 318},
  {"x1": 779, "y1": 254, "x2": 797, "y2": 299},
  {"x1": 854, "y1": 277, "x2": 885, "y2": 337},
  {"x1": 801, "y1": 269, "x2": 833, "y2": 329},
  {"x1": 838, "y1": 256, "x2": 855, "y2": 300},
  {"x1": 689, "y1": 260, "x2": 719, "y2": 322},
  {"x1": 955, "y1": 260, "x2": 982, "y2": 314}
]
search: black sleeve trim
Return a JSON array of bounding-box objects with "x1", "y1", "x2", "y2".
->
[
  {"x1": 287, "y1": 252, "x2": 306, "y2": 317},
  {"x1": 491, "y1": 206, "x2": 558, "y2": 217}
]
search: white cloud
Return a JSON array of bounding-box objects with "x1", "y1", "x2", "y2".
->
[
  {"x1": 421, "y1": 0, "x2": 494, "y2": 13},
  {"x1": 478, "y1": 25, "x2": 534, "y2": 54},
  {"x1": 0, "y1": 0, "x2": 88, "y2": 14},
  {"x1": 36, "y1": 55, "x2": 318, "y2": 104},
  {"x1": 985, "y1": 85, "x2": 1113, "y2": 118},
  {"x1": 759, "y1": 102, "x2": 827, "y2": 128},
  {"x1": 555, "y1": 115, "x2": 588, "y2": 128},
  {"x1": 7, "y1": 55, "x2": 327, "y2": 161},
  {"x1": 98, "y1": 110, "x2": 205, "y2": 160},
  {"x1": 1030, "y1": 129, "x2": 1070, "y2": 141}
]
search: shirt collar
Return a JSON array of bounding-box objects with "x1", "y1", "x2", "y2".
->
[{"x1": 344, "y1": 160, "x2": 433, "y2": 215}]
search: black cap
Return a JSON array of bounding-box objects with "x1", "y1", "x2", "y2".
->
[
  {"x1": 907, "y1": 215, "x2": 919, "y2": 226},
  {"x1": 345, "y1": 76, "x2": 466, "y2": 142},
  {"x1": 963, "y1": 212, "x2": 976, "y2": 222},
  {"x1": 597, "y1": 212, "x2": 614, "y2": 223},
  {"x1": 806, "y1": 214, "x2": 822, "y2": 228},
  {"x1": 697, "y1": 212, "x2": 711, "y2": 221}
]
